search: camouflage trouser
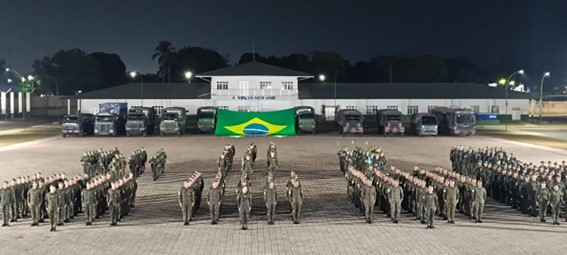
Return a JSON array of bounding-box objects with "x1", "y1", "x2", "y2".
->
[
  {"x1": 209, "y1": 202, "x2": 220, "y2": 222},
  {"x1": 48, "y1": 209, "x2": 58, "y2": 229},
  {"x1": 363, "y1": 197, "x2": 376, "y2": 221},
  {"x1": 266, "y1": 202, "x2": 276, "y2": 222},
  {"x1": 474, "y1": 201, "x2": 484, "y2": 221},
  {"x1": 239, "y1": 206, "x2": 250, "y2": 226},
  {"x1": 181, "y1": 203, "x2": 193, "y2": 224},
  {"x1": 10, "y1": 203, "x2": 17, "y2": 221},
  {"x1": 389, "y1": 200, "x2": 402, "y2": 221},
  {"x1": 86, "y1": 203, "x2": 95, "y2": 223},
  {"x1": 2, "y1": 204, "x2": 10, "y2": 225},
  {"x1": 30, "y1": 204, "x2": 40, "y2": 224},
  {"x1": 291, "y1": 200, "x2": 302, "y2": 222},
  {"x1": 58, "y1": 205, "x2": 66, "y2": 224},
  {"x1": 110, "y1": 203, "x2": 119, "y2": 224},
  {"x1": 446, "y1": 201, "x2": 457, "y2": 222},
  {"x1": 551, "y1": 203, "x2": 561, "y2": 223},
  {"x1": 425, "y1": 208, "x2": 435, "y2": 227},
  {"x1": 539, "y1": 201, "x2": 549, "y2": 221}
]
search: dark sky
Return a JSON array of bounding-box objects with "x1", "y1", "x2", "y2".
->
[{"x1": 1, "y1": 0, "x2": 566, "y2": 86}]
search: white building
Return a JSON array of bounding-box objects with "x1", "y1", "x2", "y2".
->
[{"x1": 74, "y1": 62, "x2": 534, "y2": 120}]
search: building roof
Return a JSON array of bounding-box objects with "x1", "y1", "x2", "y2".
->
[
  {"x1": 298, "y1": 83, "x2": 536, "y2": 100},
  {"x1": 197, "y1": 62, "x2": 313, "y2": 77},
  {"x1": 71, "y1": 82, "x2": 211, "y2": 100},
  {"x1": 0, "y1": 82, "x2": 22, "y2": 92}
]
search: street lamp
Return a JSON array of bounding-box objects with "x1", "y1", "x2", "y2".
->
[
  {"x1": 130, "y1": 71, "x2": 144, "y2": 106},
  {"x1": 7, "y1": 78, "x2": 12, "y2": 83},
  {"x1": 504, "y1": 69, "x2": 524, "y2": 131},
  {"x1": 318, "y1": 74, "x2": 326, "y2": 82},
  {"x1": 185, "y1": 71, "x2": 193, "y2": 84},
  {"x1": 539, "y1": 72, "x2": 550, "y2": 125}
]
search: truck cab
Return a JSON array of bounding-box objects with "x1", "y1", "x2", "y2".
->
[
  {"x1": 197, "y1": 106, "x2": 217, "y2": 133},
  {"x1": 160, "y1": 107, "x2": 187, "y2": 136},
  {"x1": 295, "y1": 106, "x2": 317, "y2": 134},
  {"x1": 409, "y1": 113, "x2": 438, "y2": 136},
  {"x1": 431, "y1": 107, "x2": 476, "y2": 136},
  {"x1": 61, "y1": 113, "x2": 94, "y2": 137},
  {"x1": 95, "y1": 112, "x2": 120, "y2": 136},
  {"x1": 336, "y1": 109, "x2": 364, "y2": 136},
  {"x1": 126, "y1": 107, "x2": 156, "y2": 137},
  {"x1": 376, "y1": 109, "x2": 405, "y2": 136}
]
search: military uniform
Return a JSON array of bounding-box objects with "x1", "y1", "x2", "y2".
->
[
  {"x1": 27, "y1": 187, "x2": 42, "y2": 226},
  {"x1": 473, "y1": 185, "x2": 487, "y2": 223},
  {"x1": 179, "y1": 186, "x2": 195, "y2": 225},
  {"x1": 536, "y1": 186, "x2": 550, "y2": 222},
  {"x1": 387, "y1": 185, "x2": 404, "y2": 223},
  {"x1": 264, "y1": 184, "x2": 278, "y2": 224},
  {"x1": 289, "y1": 184, "x2": 304, "y2": 224},
  {"x1": 46, "y1": 191, "x2": 59, "y2": 231},
  {"x1": 444, "y1": 185, "x2": 459, "y2": 223},
  {"x1": 424, "y1": 190, "x2": 439, "y2": 228},
  {"x1": 1, "y1": 185, "x2": 14, "y2": 226},
  {"x1": 237, "y1": 190, "x2": 252, "y2": 229},
  {"x1": 362, "y1": 183, "x2": 377, "y2": 223},
  {"x1": 208, "y1": 185, "x2": 222, "y2": 224},
  {"x1": 550, "y1": 188, "x2": 563, "y2": 225}
]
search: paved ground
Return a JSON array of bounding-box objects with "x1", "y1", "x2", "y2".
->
[{"x1": 1, "y1": 134, "x2": 567, "y2": 255}]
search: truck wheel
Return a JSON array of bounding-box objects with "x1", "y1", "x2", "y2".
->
[
  {"x1": 160, "y1": 131, "x2": 164, "y2": 137},
  {"x1": 62, "y1": 133, "x2": 66, "y2": 138},
  {"x1": 126, "y1": 132, "x2": 131, "y2": 137},
  {"x1": 176, "y1": 131, "x2": 181, "y2": 137},
  {"x1": 143, "y1": 131, "x2": 147, "y2": 137}
]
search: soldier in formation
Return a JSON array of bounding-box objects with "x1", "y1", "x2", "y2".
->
[
  {"x1": 178, "y1": 172, "x2": 204, "y2": 225},
  {"x1": 149, "y1": 149, "x2": 167, "y2": 181},
  {"x1": 266, "y1": 142, "x2": 278, "y2": 174},
  {"x1": 451, "y1": 146, "x2": 566, "y2": 225},
  {"x1": 264, "y1": 175, "x2": 278, "y2": 225},
  {"x1": 128, "y1": 148, "x2": 148, "y2": 177},
  {"x1": 288, "y1": 174, "x2": 303, "y2": 224},
  {"x1": 237, "y1": 186, "x2": 252, "y2": 230}
]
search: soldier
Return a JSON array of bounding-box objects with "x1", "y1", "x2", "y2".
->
[
  {"x1": 424, "y1": 186, "x2": 438, "y2": 229},
  {"x1": 150, "y1": 155, "x2": 159, "y2": 181},
  {"x1": 289, "y1": 178, "x2": 304, "y2": 224},
  {"x1": 46, "y1": 185, "x2": 59, "y2": 232},
  {"x1": 264, "y1": 181, "x2": 277, "y2": 225},
  {"x1": 179, "y1": 181, "x2": 195, "y2": 225},
  {"x1": 1, "y1": 181, "x2": 14, "y2": 227},
  {"x1": 82, "y1": 183, "x2": 94, "y2": 226},
  {"x1": 444, "y1": 180, "x2": 459, "y2": 224},
  {"x1": 550, "y1": 185, "x2": 563, "y2": 225},
  {"x1": 27, "y1": 181, "x2": 42, "y2": 226},
  {"x1": 208, "y1": 182, "x2": 222, "y2": 224},
  {"x1": 249, "y1": 143, "x2": 257, "y2": 165},
  {"x1": 238, "y1": 186, "x2": 252, "y2": 230},
  {"x1": 242, "y1": 154, "x2": 254, "y2": 177},
  {"x1": 108, "y1": 182, "x2": 120, "y2": 226},
  {"x1": 473, "y1": 180, "x2": 487, "y2": 223},
  {"x1": 56, "y1": 182, "x2": 66, "y2": 226},
  {"x1": 217, "y1": 152, "x2": 228, "y2": 173},
  {"x1": 537, "y1": 182, "x2": 550, "y2": 223},
  {"x1": 387, "y1": 180, "x2": 404, "y2": 223},
  {"x1": 361, "y1": 178, "x2": 377, "y2": 223},
  {"x1": 267, "y1": 151, "x2": 278, "y2": 174}
]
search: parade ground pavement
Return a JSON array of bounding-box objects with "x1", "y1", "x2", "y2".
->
[{"x1": 1, "y1": 134, "x2": 567, "y2": 255}]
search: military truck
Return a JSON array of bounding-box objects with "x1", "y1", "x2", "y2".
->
[
  {"x1": 126, "y1": 107, "x2": 156, "y2": 137},
  {"x1": 61, "y1": 113, "x2": 95, "y2": 137},
  {"x1": 409, "y1": 113, "x2": 438, "y2": 136},
  {"x1": 431, "y1": 107, "x2": 476, "y2": 136},
  {"x1": 336, "y1": 109, "x2": 364, "y2": 136},
  {"x1": 160, "y1": 107, "x2": 187, "y2": 136},
  {"x1": 295, "y1": 106, "x2": 317, "y2": 134},
  {"x1": 197, "y1": 106, "x2": 217, "y2": 133},
  {"x1": 376, "y1": 109, "x2": 405, "y2": 136},
  {"x1": 95, "y1": 103, "x2": 127, "y2": 136}
]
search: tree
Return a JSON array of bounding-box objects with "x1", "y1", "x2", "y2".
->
[
  {"x1": 238, "y1": 53, "x2": 266, "y2": 64},
  {"x1": 152, "y1": 41, "x2": 176, "y2": 83},
  {"x1": 0, "y1": 58, "x2": 5, "y2": 77},
  {"x1": 89, "y1": 52, "x2": 127, "y2": 88},
  {"x1": 310, "y1": 51, "x2": 350, "y2": 82},
  {"x1": 169, "y1": 46, "x2": 227, "y2": 81}
]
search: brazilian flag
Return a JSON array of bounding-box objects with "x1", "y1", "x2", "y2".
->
[{"x1": 214, "y1": 108, "x2": 296, "y2": 136}]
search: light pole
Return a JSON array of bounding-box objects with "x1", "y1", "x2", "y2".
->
[
  {"x1": 539, "y1": 72, "x2": 550, "y2": 125},
  {"x1": 185, "y1": 71, "x2": 193, "y2": 84},
  {"x1": 130, "y1": 71, "x2": 143, "y2": 106},
  {"x1": 504, "y1": 69, "x2": 524, "y2": 131},
  {"x1": 43, "y1": 75, "x2": 59, "y2": 96},
  {"x1": 334, "y1": 70, "x2": 337, "y2": 107}
]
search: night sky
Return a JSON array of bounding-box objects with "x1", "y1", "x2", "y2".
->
[{"x1": 1, "y1": 0, "x2": 566, "y2": 86}]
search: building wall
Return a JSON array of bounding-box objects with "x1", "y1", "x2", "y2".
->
[
  {"x1": 529, "y1": 100, "x2": 567, "y2": 115},
  {"x1": 210, "y1": 76, "x2": 298, "y2": 100},
  {"x1": 81, "y1": 98, "x2": 530, "y2": 120}
]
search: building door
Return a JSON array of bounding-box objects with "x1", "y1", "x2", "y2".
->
[{"x1": 239, "y1": 81, "x2": 249, "y2": 96}]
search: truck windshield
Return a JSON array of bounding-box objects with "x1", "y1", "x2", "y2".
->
[
  {"x1": 64, "y1": 116, "x2": 79, "y2": 122},
  {"x1": 345, "y1": 115, "x2": 360, "y2": 121},
  {"x1": 162, "y1": 113, "x2": 178, "y2": 121},
  {"x1": 198, "y1": 112, "x2": 215, "y2": 118},
  {"x1": 385, "y1": 115, "x2": 402, "y2": 121},
  {"x1": 421, "y1": 116, "x2": 437, "y2": 125},
  {"x1": 95, "y1": 116, "x2": 114, "y2": 122},
  {"x1": 128, "y1": 114, "x2": 145, "y2": 121},
  {"x1": 298, "y1": 113, "x2": 315, "y2": 119},
  {"x1": 456, "y1": 113, "x2": 474, "y2": 124}
]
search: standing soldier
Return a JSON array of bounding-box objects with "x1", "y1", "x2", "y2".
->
[
  {"x1": 179, "y1": 181, "x2": 195, "y2": 225},
  {"x1": 424, "y1": 186, "x2": 438, "y2": 229},
  {"x1": 550, "y1": 185, "x2": 563, "y2": 225},
  {"x1": 82, "y1": 183, "x2": 94, "y2": 226},
  {"x1": 473, "y1": 180, "x2": 487, "y2": 223},
  {"x1": 264, "y1": 181, "x2": 277, "y2": 225},
  {"x1": 27, "y1": 181, "x2": 42, "y2": 226},
  {"x1": 387, "y1": 180, "x2": 404, "y2": 223},
  {"x1": 1, "y1": 181, "x2": 14, "y2": 227},
  {"x1": 267, "y1": 151, "x2": 278, "y2": 174},
  {"x1": 57, "y1": 182, "x2": 66, "y2": 226},
  {"x1": 46, "y1": 185, "x2": 59, "y2": 232},
  {"x1": 208, "y1": 182, "x2": 222, "y2": 224},
  {"x1": 444, "y1": 180, "x2": 459, "y2": 224},
  {"x1": 107, "y1": 182, "x2": 119, "y2": 226},
  {"x1": 537, "y1": 182, "x2": 550, "y2": 223},
  {"x1": 242, "y1": 154, "x2": 254, "y2": 177},
  {"x1": 361, "y1": 178, "x2": 377, "y2": 224},
  {"x1": 238, "y1": 186, "x2": 252, "y2": 230},
  {"x1": 289, "y1": 178, "x2": 304, "y2": 224}
]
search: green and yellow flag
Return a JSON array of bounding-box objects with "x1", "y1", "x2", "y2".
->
[{"x1": 214, "y1": 108, "x2": 296, "y2": 136}]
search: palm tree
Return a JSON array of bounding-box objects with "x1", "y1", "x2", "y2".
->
[{"x1": 152, "y1": 41, "x2": 176, "y2": 83}]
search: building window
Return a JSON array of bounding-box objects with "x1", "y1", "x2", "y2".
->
[
  {"x1": 216, "y1": 81, "x2": 228, "y2": 90},
  {"x1": 238, "y1": 106, "x2": 250, "y2": 112},
  {"x1": 471, "y1": 105, "x2": 480, "y2": 113},
  {"x1": 427, "y1": 105, "x2": 438, "y2": 113},
  {"x1": 218, "y1": 106, "x2": 229, "y2": 110},
  {"x1": 386, "y1": 106, "x2": 398, "y2": 111},
  {"x1": 491, "y1": 105, "x2": 500, "y2": 113},
  {"x1": 260, "y1": 81, "x2": 272, "y2": 90},
  {"x1": 282, "y1": 81, "x2": 294, "y2": 90},
  {"x1": 345, "y1": 106, "x2": 357, "y2": 110},
  {"x1": 153, "y1": 106, "x2": 164, "y2": 115},
  {"x1": 239, "y1": 81, "x2": 249, "y2": 96},
  {"x1": 366, "y1": 106, "x2": 378, "y2": 114},
  {"x1": 407, "y1": 105, "x2": 419, "y2": 115}
]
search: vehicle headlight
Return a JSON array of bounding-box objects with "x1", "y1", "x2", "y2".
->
[
  {"x1": 109, "y1": 129, "x2": 114, "y2": 132},
  {"x1": 421, "y1": 125, "x2": 425, "y2": 129}
]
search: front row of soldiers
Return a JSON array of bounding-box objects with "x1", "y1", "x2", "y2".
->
[{"x1": 149, "y1": 149, "x2": 167, "y2": 181}]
